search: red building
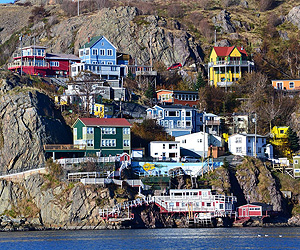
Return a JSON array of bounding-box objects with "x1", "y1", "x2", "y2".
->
[
  {"x1": 156, "y1": 89, "x2": 199, "y2": 107},
  {"x1": 8, "y1": 45, "x2": 81, "y2": 77},
  {"x1": 237, "y1": 203, "x2": 273, "y2": 219}
]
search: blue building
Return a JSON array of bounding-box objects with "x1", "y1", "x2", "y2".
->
[
  {"x1": 146, "y1": 105, "x2": 199, "y2": 137},
  {"x1": 71, "y1": 36, "x2": 120, "y2": 80}
]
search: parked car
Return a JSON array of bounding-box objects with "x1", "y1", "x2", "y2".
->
[
  {"x1": 181, "y1": 156, "x2": 201, "y2": 162},
  {"x1": 167, "y1": 63, "x2": 182, "y2": 71}
]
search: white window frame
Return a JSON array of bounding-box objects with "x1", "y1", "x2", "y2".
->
[
  {"x1": 50, "y1": 61, "x2": 59, "y2": 67},
  {"x1": 85, "y1": 49, "x2": 90, "y2": 55},
  {"x1": 87, "y1": 127, "x2": 94, "y2": 134},
  {"x1": 236, "y1": 147, "x2": 242, "y2": 153},
  {"x1": 101, "y1": 139, "x2": 116, "y2": 147},
  {"x1": 99, "y1": 49, "x2": 105, "y2": 56},
  {"x1": 289, "y1": 82, "x2": 294, "y2": 89},
  {"x1": 107, "y1": 49, "x2": 113, "y2": 56},
  {"x1": 123, "y1": 139, "x2": 130, "y2": 147},
  {"x1": 92, "y1": 49, "x2": 98, "y2": 55}
]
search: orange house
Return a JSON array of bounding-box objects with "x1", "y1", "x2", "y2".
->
[
  {"x1": 156, "y1": 89, "x2": 199, "y2": 107},
  {"x1": 272, "y1": 79, "x2": 300, "y2": 90}
]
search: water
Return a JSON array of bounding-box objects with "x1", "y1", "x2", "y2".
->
[{"x1": 0, "y1": 227, "x2": 299, "y2": 250}]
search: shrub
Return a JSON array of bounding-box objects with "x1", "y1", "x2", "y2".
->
[{"x1": 46, "y1": 158, "x2": 63, "y2": 179}]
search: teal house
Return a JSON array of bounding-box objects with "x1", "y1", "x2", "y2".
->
[
  {"x1": 73, "y1": 118, "x2": 131, "y2": 156},
  {"x1": 44, "y1": 118, "x2": 131, "y2": 159}
]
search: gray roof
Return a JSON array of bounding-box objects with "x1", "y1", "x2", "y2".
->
[{"x1": 46, "y1": 53, "x2": 81, "y2": 61}]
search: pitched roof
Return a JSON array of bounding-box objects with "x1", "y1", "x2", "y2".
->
[
  {"x1": 156, "y1": 89, "x2": 199, "y2": 94},
  {"x1": 46, "y1": 53, "x2": 81, "y2": 61},
  {"x1": 80, "y1": 36, "x2": 117, "y2": 50},
  {"x1": 78, "y1": 118, "x2": 131, "y2": 127},
  {"x1": 213, "y1": 46, "x2": 248, "y2": 57}
]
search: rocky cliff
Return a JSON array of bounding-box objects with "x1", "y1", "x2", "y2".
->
[{"x1": 0, "y1": 72, "x2": 72, "y2": 173}]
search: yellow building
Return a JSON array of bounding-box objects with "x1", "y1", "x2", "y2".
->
[
  {"x1": 270, "y1": 126, "x2": 291, "y2": 156},
  {"x1": 93, "y1": 103, "x2": 105, "y2": 118},
  {"x1": 208, "y1": 46, "x2": 254, "y2": 87}
]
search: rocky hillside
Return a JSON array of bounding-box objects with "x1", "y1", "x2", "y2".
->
[
  {"x1": 1, "y1": 1, "x2": 299, "y2": 69},
  {"x1": 0, "y1": 71, "x2": 72, "y2": 173}
]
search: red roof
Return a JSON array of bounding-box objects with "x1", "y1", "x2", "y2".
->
[
  {"x1": 213, "y1": 46, "x2": 248, "y2": 57},
  {"x1": 78, "y1": 118, "x2": 131, "y2": 127}
]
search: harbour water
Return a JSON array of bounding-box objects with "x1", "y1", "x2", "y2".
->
[{"x1": 0, "y1": 227, "x2": 299, "y2": 250}]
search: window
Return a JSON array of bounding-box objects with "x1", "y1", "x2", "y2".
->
[
  {"x1": 169, "y1": 144, "x2": 177, "y2": 149},
  {"x1": 258, "y1": 147, "x2": 262, "y2": 153},
  {"x1": 123, "y1": 140, "x2": 130, "y2": 147},
  {"x1": 177, "y1": 121, "x2": 182, "y2": 127},
  {"x1": 79, "y1": 50, "x2": 84, "y2": 56},
  {"x1": 277, "y1": 82, "x2": 283, "y2": 89},
  {"x1": 85, "y1": 49, "x2": 89, "y2": 55},
  {"x1": 92, "y1": 49, "x2": 98, "y2": 55},
  {"x1": 74, "y1": 128, "x2": 77, "y2": 138},
  {"x1": 100, "y1": 49, "x2": 105, "y2": 56},
  {"x1": 163, "y1": 144, "x2": 165, "y2": 149},
  {"x1": 101, "y1": 61, "x2": 105, "y2": 64},
  {"x1": 50, "y1": 61, "x2": 59, "y2": 67},
  {"x1": 87, "y1": 127, "x2": 94, "y2": 134},
  {"x1": 101, "y1": 139, "x2": 116, "y2": 147},
  {"x1": 186, "y1": 121, "x2": 191, "y2": 127},
  {"x1": 107, "y1": 49, "x2": 113, "y2": 56},
  {"x1": 295, "y1": 160, "x2": 298, "y2": 164},
  {"x1": 86, "y1": 140, "x2": 94, "y2": 147},
  {"x1": 182, "y1": 139, "x2": 186, "y2": 143},
  {"x1": 197, "y1": 139, "x2": 202, "y2": 143},
  {"x1": 207, "y1": 203, "x2": 211, "y2": 207},
  {"x1": 102, "y1": 127, "x2": 116, "y2": 134},
  {"x1": 289, "y1": 82, "x2": 294, "y2": 89},
  {"x1": 280, "y1": 130, "x2": 284, "y2": 134},
  {"x1": 123, "y1": 128, "x2": 130, "y2": 134},
  {"x1": 235, "y1": 137, "x2": 242, "y2": 143},
  {"x1": 168, "y1": 111, "x2": 177, "y2": 117},
  {"x1": 236, "y1": 147, "x2": 242, "y2": 153},
  {"x1": 219, "y1": 204, "x2": 224, "y2": 209},
  {"x1": 186, "y1": 111, "x2": 191, "y2": 117},
  {"x1": 107, "y1": 61, "x2": 113, "y2": 65},
  {"x1": 247, "y1": 147, "x2": 251, "y2": 153}
]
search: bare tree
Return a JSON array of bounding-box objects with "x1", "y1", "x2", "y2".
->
[{"x1": 262, "y1": 95, "x2": 283, "y2": 133}]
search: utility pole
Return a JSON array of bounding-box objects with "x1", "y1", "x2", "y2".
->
[{"x1": 253, "y1": 113, "x2": 257, "y2": 158}]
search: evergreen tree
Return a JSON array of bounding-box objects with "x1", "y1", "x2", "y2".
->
[
  {"x1": 145, "y1": 84, "x2": 155, "y2": 100},
  {"x1": 194, "y1": 72, "x2": 206, "y2": 90},
  {"x1": 287, "y1": 127, "x2": 300, "y2": 153}
]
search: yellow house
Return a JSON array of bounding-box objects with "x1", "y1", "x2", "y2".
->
[
  {"x1": 93, "y1": 103, "x2": 105, "y2": 118},
  {"x1": 208, "y1": 46, "x2": 254, "y2": 87},
  {"x1": 270, "y1": 126, "x2": 291, "y2": 156}
]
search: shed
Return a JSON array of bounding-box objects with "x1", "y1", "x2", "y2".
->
[{"x1": 237, "y1": 203, "x2": 273, "y2": 218}]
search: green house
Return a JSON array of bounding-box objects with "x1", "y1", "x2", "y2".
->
[
  {"x1": 293, "y1": 156, "x2": 300, "y2": 178},
  {"x1": 73, "y1": 117, "x2": 131, "y2": 156}
]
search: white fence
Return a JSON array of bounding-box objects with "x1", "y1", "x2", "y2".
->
[{"x1": 56, "y1": 156, "x2": 117, "y2": 165}]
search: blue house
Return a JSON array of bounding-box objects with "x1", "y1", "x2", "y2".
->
[
  {"x1": 146, "y1": 105, "x2": 199, "y2": 137},
  {"x1": 71, "y1": 36, "x2": 120, "y2": 80}
]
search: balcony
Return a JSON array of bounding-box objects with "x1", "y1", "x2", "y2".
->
[
  {"x1": 208, "y1": 60, "x2": 254, "y2": 67},
  {"x1": 205, "y1": 120, "x2": 220, "y2": 126},
  {"x1": 8, "y1": 61, "x2": 49, "y2": 69}
]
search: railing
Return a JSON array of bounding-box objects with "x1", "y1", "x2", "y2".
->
[
  {"x1": 217, "y1": 81, "x2": 234, "y2": 87},
  {"x1": 13, "y1": 52, "x2": 45, "y2": 58},
  {"x1": 208, "y1": 60, "x2": 253, "y2": 67},
  {"x1": 56, "y1": 156, "x2": 117, "y2": 165},
  {"x1": 136, "y1": 70, "x2": 157, "y2": 76},
  {"x1": 205, "y1": 120, "x2": 220, "y2": 126},
  {"x1": 43, "y1": 144, "x2": 86, "y2": 151},
  {"x1": 8, "y1": 61, "x2": 49, "y2": 69}
]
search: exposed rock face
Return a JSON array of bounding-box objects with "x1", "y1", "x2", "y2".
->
[
  {"x1": 0, "y1": 74, "x2": 72, "y2": 172},
  {"x1": 286, "y1": 5, "x2": 300, "y2": 30},
  {"x1": 235, "y1": 157, "x2": 283, "y2": 211},
  {"x1": 212, "y1": 10, "x2": 236, "y2": 34},
  {"x1": 71, "y1": 6, "x2": 203, "y2": 66}
]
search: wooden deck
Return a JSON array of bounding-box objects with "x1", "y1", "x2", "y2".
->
[{"x1": 43, "y1": 144, "x2": 86, "y2": 151}]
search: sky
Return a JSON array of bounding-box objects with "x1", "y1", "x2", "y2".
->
[{"x1": 0, "y1": 0, "x2": 13, "y2": 3}]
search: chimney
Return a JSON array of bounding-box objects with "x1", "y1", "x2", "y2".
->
[{"x1": 88, "y1": 36, "x2": 90, "y2": 43}]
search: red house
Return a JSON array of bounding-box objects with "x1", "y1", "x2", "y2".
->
[
  {"x1": 156, "y1": 89, "x2": 199, "y2": 107},
  {"x1": 237, "y1": 203, "x2": 273, "y2": 219},
  {"x1": 8, "y1": 45, "x2": 81, "y2": 77}
]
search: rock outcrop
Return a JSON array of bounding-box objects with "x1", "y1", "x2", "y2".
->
[
  {"x1": 235, "y1": 157, "x2": 283, "y2": 211},
  {"x1": 212, "y1": 10, "x2": 236, "y2": 34},
  {"x1": 0, "y1": 73, "x2": 72, "y2": 172},
  {"x1": 286, "y1": 5, "x2": 300, "y2": 30}
]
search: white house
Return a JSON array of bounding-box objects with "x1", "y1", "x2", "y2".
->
[
  {"x1": 175, "y1": 132, "x2": 222, "y2": 158},
  {"x1": 149, "y1": 141, "x2": 180, "y2": 162},
  {"x1": 228, "y1": 133, "x2": 272, "y2": 158}
]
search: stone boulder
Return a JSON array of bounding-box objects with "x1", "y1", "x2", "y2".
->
[
  {"x1": 212, "y1": 10, "x2": 236, "y2": 33},
  {"x1": 286, "y1": 5, "x2": 300, "y2": 30}
]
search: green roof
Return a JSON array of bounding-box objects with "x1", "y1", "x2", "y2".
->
[{"x1": 80, "y1": 36, "x2": 102, "y2": 49}]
